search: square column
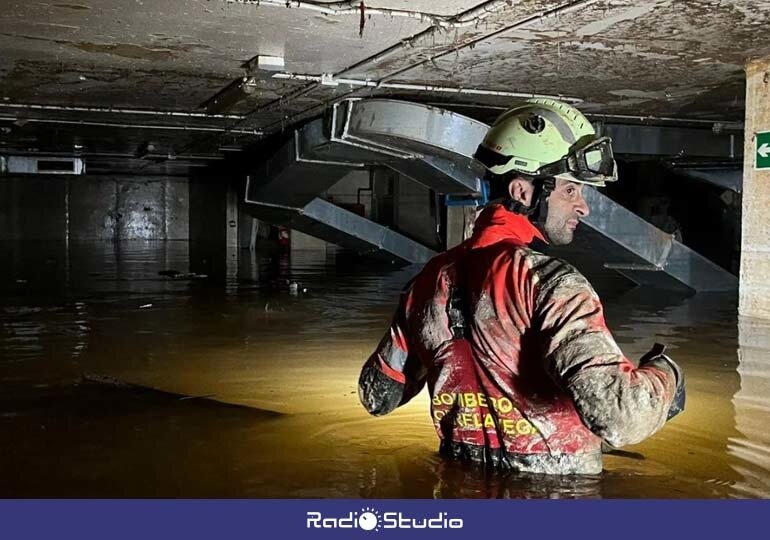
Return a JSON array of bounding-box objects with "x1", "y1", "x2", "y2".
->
[{"x1": 740, "y1": 59, "x2": 770, "y2": 319}]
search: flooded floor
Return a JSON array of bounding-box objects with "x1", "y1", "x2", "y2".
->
[{"x1": 1, "y1": 240, "x2": 769, "y2": 498}]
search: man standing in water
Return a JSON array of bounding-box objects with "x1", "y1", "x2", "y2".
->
[{"x1": 358, "y1": 98, "x2": 685, "y2": 474}]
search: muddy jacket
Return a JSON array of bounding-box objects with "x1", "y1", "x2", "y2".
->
[{"x1": 358, "y1": 204, "x2": 678, "y2": 474}]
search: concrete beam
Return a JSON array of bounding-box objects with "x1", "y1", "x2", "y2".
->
[{"x1": 740, "y1": 59, "x2": 770, "y2": 319}]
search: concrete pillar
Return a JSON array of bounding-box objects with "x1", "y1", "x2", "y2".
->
[
  {"x1": 446, "y1": 206, "x2": 477, "y2": 250},
  {"x1": 238, "y1": 202, "x2": 257, "y2": 250},
  {"x1": 226, "y1": 182, "x2": 239, "y2": 249},
  {"x1": 189, "y1": 175, "x2": 239, "y2": 283},
  {"x1": 741, "y1": 59, "x2": 770, "y2": 319},
  {"x1": 394, "y1": 175, "x2": 440, "y2": 250},
  {"x1": 371, "y1": 168, "x2": 396, "y2": 226},
  {"x1": 225, "y1": 182, "x2": 239, "y2": 291}
]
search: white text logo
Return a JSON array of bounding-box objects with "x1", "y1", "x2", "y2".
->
[{"x1": 306, "y1": 507, "x2": 463, "y2": 531}]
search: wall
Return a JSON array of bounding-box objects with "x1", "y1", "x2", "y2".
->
[
  {"x1": 298, "y1": 170, "x2": 440, "y2": 253},
  {"x1": 276, "y1": 170, "x2": 375, "y2": 255},
  {"x1": 326, "y1": 170, "x2": 372, "y2": 218},
  {"x1": 0, "y1": 174, "x2": 190, "y2": 241}
]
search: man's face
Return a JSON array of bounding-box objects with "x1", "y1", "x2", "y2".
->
[{"x1": 543, "y1": 178, "x2": 590, "y2": 245}]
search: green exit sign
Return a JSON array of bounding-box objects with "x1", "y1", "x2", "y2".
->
[{"x1": 757, "y1": 131, "x2": 770, "y2": 169}]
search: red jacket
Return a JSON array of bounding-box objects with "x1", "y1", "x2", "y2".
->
[{"x1": 359, "y1": 204, "x2": 677, "y2": 474}]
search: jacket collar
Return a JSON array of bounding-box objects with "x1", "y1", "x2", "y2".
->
[{"x1": 469, "y1": 203, "x2": 547, "y2": 249}]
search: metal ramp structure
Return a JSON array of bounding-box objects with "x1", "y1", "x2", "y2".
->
[
  {"x1": 243, "y1": 191, "x2": 436, "y2": 264},
  {"x1": 245, "y1": 98, "x2": 737, "y2": 291},
  {"x1": 244, "y1": 99, "x2": 486, "y2": 264},
  {"x1": 580, "y1": 188, "x2": 737, "y2": 292}
]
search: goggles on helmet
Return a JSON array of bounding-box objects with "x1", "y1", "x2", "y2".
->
[{"x1": 537, "y1": 136, "x2": 618, "y2": 186}]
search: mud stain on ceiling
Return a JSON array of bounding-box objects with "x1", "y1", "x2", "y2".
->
[{"x1": 72, "y1": 42, "x2": 177, "y2": 61}]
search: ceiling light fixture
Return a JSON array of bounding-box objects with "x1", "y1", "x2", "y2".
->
[{"x1": 243, "y1": 55, "x2": 285, "y2": 73}]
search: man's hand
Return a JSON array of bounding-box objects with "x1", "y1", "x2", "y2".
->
[{"x1": 639, "y1": 343, "x2": 685, "y2": 421}]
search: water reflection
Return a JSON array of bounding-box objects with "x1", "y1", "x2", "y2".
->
[
  {"x1": 0, "y1": 240, "x2": 768, "y2": 497},
  {"x1": 731, "y1": 317, "x2": 770, "y2": 497}
]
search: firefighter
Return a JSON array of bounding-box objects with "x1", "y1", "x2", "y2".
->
[{"x1": 358, "y1": 98, "x2": 685, "y2": 474}]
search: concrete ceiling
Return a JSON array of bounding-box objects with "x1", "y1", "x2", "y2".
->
[{"x1": 0, "y1": 0, "x2": 768, "y2": 169}]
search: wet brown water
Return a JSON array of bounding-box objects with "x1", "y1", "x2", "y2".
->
[{"x1": 1, "y1": 240, "x2": 769, "y2": 498}]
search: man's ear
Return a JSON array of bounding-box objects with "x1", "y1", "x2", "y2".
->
[{"x1": 508, "y1": 178, "x2": 534, "y2": 206}]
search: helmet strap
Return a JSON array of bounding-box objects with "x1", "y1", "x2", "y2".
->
[
  {"x1": 503, "y1": 197, "x2": 534, "y2": 216},
  {"x1": 503, "y1": 176, "x2": 555, "y2": 230},
  {"x1": 532, "y1": 177, "x2": 556, "y2": 233}
]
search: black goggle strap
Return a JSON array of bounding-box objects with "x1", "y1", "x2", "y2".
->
[{"x1": 538, "y1": 159, "x2": 569, "y2": 178}]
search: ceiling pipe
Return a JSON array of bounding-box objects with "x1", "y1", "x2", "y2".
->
[
  {"x1": 0, "y1": 102, "x2": 243, "y2": 120},
  {"x1": 80, "y1": 151, "x2": 223, "y2": 159},
  {"x1": 271, "y1": 73, "x2": 583, "y2": 103},
  {"x1": 0, "y1": 116, "x2": 261, "y2": 135}
]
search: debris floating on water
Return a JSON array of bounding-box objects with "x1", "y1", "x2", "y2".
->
[{"x1": 158, "y1": 270, "x2": 208, "y2": 279}]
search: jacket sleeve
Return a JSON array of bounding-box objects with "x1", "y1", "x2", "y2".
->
[
  {"x1": 533, "y1": 259, "x2": 676, "y2": 447},
  {"x1": 358, "y1": 283, "x2": 427, "y2": 416}
]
